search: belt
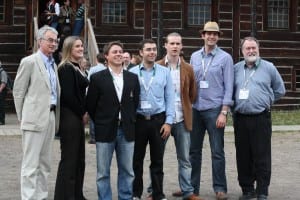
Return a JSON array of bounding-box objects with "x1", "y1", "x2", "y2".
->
[
  {"x1": 236, "y1": 109, "x2": 270, "y2": 117},
  {"x1": 50, "y1": 104, "x2": 56, "y2": 111},
  {"x1": 136, "y1": 112, "x2": 165, "y2": 121}
]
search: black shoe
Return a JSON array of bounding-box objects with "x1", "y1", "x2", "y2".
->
[
  {"x1": 0, "y1": 121, "x2": 5, "y2": 125},
  {"x1": 239, "y1": 191, "x2": 257, "y2": 200},
  {"x1": 257, "y1": 195, "x2": 267, "y2": 200}
]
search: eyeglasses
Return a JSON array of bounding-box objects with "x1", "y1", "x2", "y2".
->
[{"x1": 42, "y1": 38, "x2": 58, "y2": 44}]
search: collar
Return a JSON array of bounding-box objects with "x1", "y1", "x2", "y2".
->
[
  {"x1": 108, "y1": 66, "x2": 123, "y2": 76},
  {"x1": 38, "y1": 50, "x2": 54, "y2": 65},
  {"x1": 165, "y1": 56, "x2": 181, "y2": 67},
  {"x1": 139, "y1": 63, "x2": 156, "y2": 71},
  {"x1": 243, "y1": 57, "x2": 261, "y2": 69},
  {"x1": 200, "y1": 45, "x2": 218, "y2": 57}
]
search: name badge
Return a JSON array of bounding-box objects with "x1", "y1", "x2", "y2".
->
[
  {"x1": 239, "y1": 89, "x2": 249, "y2": 99},
  {"x1": 200, "y1": 81, "x2": 209, "y2": 89},
  {"x1": 65, "y1": 18, "x2": 70, "y2": 23},
  {"x1": 141, "y1": 100, "x2": 152, "y2": 109}
]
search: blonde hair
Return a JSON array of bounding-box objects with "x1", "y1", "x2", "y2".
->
[{"x1": 58, "y1": 36, "x2": 83, "y2": 68}]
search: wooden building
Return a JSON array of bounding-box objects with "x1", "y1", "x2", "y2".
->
[{"x1": 0, "y1": 0, "x2": 299, "y2": 110}]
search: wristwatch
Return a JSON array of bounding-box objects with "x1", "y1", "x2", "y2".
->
[{"x1": 221, "y1": 110, "x2": 228, "y2": 116}]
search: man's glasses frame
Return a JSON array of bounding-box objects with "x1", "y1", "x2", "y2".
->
[{"x1": 41, "y1": 38, "x2": 59, "y2": 44}]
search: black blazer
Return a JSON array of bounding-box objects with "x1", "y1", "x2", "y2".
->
[
  {"x1": 86, "y1": 68, "x2": 140, "y2": 142},
  {"x1": 58, "y1": 63, "x2": 89, "y2": 119}
]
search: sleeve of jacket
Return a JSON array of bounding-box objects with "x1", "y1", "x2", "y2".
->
[
  {"x1": 86, "y1": 73, "x2": 99, "y2": 121},
  {"x1": 13, "y1": 57, "x2": 33, "y2": 121},
  {"x1": 133, "y1": 73, "x2": 140, "y2": 110},
  {"x1": 189, "y1": 66, "x2": 197, "y2": 103},
  {"x1": 58, "y1": 65, "x2": 85, "y2": 117}
]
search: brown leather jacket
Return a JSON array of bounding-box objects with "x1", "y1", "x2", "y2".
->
[{"x1": 156, "y1": 57, "x2": 197, "y2": 131}]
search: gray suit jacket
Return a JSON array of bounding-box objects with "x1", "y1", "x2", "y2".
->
[{"x1": 13, "y1": 52, "x2": 61, "y2": 132}]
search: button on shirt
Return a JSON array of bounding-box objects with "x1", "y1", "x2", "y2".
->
[
  {"x1": 39, "y1": 51, "x2": 57, "y2": 105},
  {"x1": 109, "y1": 67, "x2": 124, "y2": 120},
  {"x1": 129, "y1": 64, "x2": 175, "y2": 124},
  {"x1": 190, "y1": 46, "x2": 234, "y2": 111},
  {"x1": 165, "y1": 57, "x2": 183, "y2": 124},
  {"x1": 233, "y1": 58, "x2": 286, "y2": 114}
]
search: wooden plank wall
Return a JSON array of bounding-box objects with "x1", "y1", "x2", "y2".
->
[
  {"x1": 0, "y1": 0, "x2": 26, "y2": 73},
  {"x1": 0, "y1": 0, "x2": 27, "y2": 111}
]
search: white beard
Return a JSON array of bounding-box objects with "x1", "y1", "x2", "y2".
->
[{"x1": 245, "y1": 55, "x2": 257, "y2": 63}]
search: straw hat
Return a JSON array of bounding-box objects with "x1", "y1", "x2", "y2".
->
[{"x1": 201, "y1": 21, "x2": 222, "y2": 35}]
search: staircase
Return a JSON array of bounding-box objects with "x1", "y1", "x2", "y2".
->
[{"x1": 0, "y1": 25, "x2": 26, "y2": 112}]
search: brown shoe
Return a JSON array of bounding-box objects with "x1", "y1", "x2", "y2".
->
[
  {"x1": 172, "y1": 190, "x2": 183, "y2": 197},
  {"x1": 216, "y1": 192, "x2": 228, "y2": 200},
  {"x1": 184, "y1": 194, "x2": 204, "y2": 200}
]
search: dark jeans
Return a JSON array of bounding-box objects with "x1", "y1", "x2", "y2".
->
[
  {"x1": 54, "y1": 107, "x2": 86, "y2": 200},
  {"x1": 190, "y1": 107, "x2": 227, "y2": 194},
  {"x1": 233, "y1": 110, "x2": 272, "y2": 196},
  {"x1": 0, "y1": 90, "x2": 7, "y2": 123},
  {"x1": 133, "y1": 113, "x2": 166, "y2": 200},
  {"x1": 72, "y1": 19, "x2": 84, "y2": 36}
]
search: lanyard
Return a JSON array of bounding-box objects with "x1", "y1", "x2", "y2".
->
[
  {"x1": 139, "y1": 64, "x2": 156, "y2": 93},
  {"x1": 201, "y1": 54, "x2": 215, "y2": 80},
  {"x1": 243, "y1": 59, "x2": 260, "y2": 89},
  {"x1": 64, "y1": 7, "x2": 69, "y2": 17},
  {"x1": 243, "y1": 68, "x2": 256, "y2": 89}
]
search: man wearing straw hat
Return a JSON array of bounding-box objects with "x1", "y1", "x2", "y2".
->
[{"x1": 188, "y1": 21, "x2": 234, "y2": 200}]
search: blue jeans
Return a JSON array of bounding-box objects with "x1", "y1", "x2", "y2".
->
[
  {"x1": 72, "y1": 19, "x2": 84, "y2": 36},
  {"x1": 190, "y1": 107, "x2": 227, "y2": 194},
  {"x1": 51, "y1": 21, "x2": 58, "y2": 30},
  {"x1": 172, "y1": 121, "x2": 194, "y2": 197},
  {"x1": 96, "y1": 128, "x2": 134, "y2": 200}
]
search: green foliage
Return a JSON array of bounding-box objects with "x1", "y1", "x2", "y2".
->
[{"x1": 270, "y1": 110, "x2": 300, "y2": 125}]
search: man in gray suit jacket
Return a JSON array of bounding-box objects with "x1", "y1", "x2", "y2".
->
[{"x1": 13, "y1": 26, "x2": 61, "y2": 200}]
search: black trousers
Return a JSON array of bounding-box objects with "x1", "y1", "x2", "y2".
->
[
  {"x1": 0, "y1": 90, "x2": 7, "y2": 123},
  {"x1": 54, "y1": 107, "x2": 86, "y2": 200},
  {"x1": 133, "y1": 113, "x2": 166, "y2": 200},
  {"x1": 233, "y1": 110, "x2": 272, "y2": 196}
]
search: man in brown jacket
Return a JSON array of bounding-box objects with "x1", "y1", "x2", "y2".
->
[{"x1": 156, "y1": 32, "x2": 201, "y2": 200}]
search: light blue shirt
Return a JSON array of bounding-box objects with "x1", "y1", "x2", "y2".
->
[
  {"x1": 87, "y1": 63, "x2": 106, "y2": 80},
  {"x1": 233, "y1": 58, "x2": 286, "y2": 114},
  {"x1": 190, "y1": 46, "x2": 234, "y2": 111},
  {"x1": 39, "y1": 50, "x2": 57, "y2": 105},
  {"x1": 129, "y1": 63, "x2": 175, "y2": 124}
]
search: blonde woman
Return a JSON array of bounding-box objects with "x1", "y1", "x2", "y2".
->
[{"x1": 54, "y1": 36, "x2": 88, "y2": 200}]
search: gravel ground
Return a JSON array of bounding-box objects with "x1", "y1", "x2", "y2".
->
[{"x1": 0, "y1": 131, "x2": 299, "y2": 200}]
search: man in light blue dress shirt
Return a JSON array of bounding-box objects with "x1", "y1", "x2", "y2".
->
[
  {"x1": 189, "y1": 21, "x2": 234, "y2": 200},
  {"x1": 130, "y1": 39, "x2": 174, "y2": 200},
  {"x1": 233, "y1": 37, "x2": 285, "y2": 200}
]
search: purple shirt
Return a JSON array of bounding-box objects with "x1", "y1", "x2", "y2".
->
[{"x1": 190, "y1": 46, "x2": 234, "y2": 111}]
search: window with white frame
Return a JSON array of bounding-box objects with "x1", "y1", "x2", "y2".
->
[
  {"x1": 188, "y1": 0, "x2": 211, "y2": 25},
  {"x1": 102, "y1": 0, "x2": 127, "y2": 24},
  {"x1": 267, "y1": 0, "x2": 289, "y2": 29}
]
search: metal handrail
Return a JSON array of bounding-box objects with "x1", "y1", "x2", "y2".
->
[
  {"x1": 33, "y1": 17, "x2": 39, "y2": 52},
  {"x1": 86, "y1": 18, "x2": 99, "y2": 66}
]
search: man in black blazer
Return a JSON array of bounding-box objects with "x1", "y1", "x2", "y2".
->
[{"x1": 86, "y1": 41, "x2": 140, "y2": 200}]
